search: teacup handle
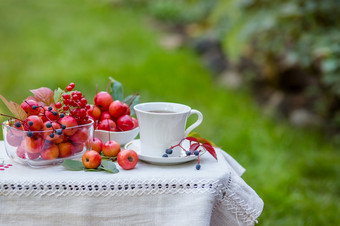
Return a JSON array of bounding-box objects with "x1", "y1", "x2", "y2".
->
[{"x1": 184, "y1": 109, "x2": 203, "y2": 137}]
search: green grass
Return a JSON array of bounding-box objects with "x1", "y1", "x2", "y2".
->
[{"x1": 0, "y1": 0, "x2": 339, "y2": 225}]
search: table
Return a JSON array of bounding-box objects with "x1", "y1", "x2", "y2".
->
[{"x1": 0, "y1": 141, "x2": 263, "y2": 226}]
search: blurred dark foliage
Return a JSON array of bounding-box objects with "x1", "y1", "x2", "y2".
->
[{"x1": 118, "y1": 0, "x2": 340, "y2": 134}]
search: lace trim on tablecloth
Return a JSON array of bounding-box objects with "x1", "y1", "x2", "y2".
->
[
  {"x1": 0, "y1": 177, "x2": 230, "y2": 197},
  {"x1": 213, "y1": 175, "x2": 262, "y2": 226},
  {"x1": 0, "y1": 172, "x2": 260, "y2": 225}
]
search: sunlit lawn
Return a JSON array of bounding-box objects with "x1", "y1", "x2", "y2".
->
[{"x1": 0, "y1": 0, "x2": 339, "y2": 225}]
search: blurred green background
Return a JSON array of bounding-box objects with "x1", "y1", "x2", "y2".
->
[{"x1": 0, "y1": 0, "x2": 339, "y2": 225}]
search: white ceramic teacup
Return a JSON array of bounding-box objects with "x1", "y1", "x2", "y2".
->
[{"x1": 134, "y1": 102, "x2": 203, "y2": 157}]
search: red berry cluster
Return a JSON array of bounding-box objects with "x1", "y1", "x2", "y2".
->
[{"x1": 55, "y1": 83, "x2": 91, "y2": 125}]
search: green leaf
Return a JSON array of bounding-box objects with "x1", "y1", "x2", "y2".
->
[
  {"x1": 99, "y1": 160, "x2": 119, "y2": 174},
  {"x1": 54, "y1": 88, "x2": 64, "y2": 104},
  {"x1": 62, "y1": 159, "x2": 85, "y2": 171},
  {"x1": 109, "y1": 77, "x2": 124, "y2": 101}
]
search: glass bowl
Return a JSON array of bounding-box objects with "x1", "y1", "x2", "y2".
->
[
  {"x1": 94, "y1": 127, "x2": 139, "y2": 146},
  {"x1": 2, "y1": 119, "x2": 94, "y2": 168}
]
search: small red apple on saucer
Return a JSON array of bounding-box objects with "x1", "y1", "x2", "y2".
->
[
  {"x1": 117, "y1": 149, "x2": 138, "y2": 170},
  {"x1": 82, "y1": 150, "x2": 102, "y2": 169},
  {"x1": 102, "y1": 140, "x2": 120, "y2": 157}
]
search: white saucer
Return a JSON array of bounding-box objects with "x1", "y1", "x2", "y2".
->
[{"x1": 124, "y1": 139, "x2": 205, "y2": 165}]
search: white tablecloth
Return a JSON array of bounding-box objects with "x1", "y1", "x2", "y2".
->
[{"x1": 0, "y1": 141, "x2": 263, "y2": 226}]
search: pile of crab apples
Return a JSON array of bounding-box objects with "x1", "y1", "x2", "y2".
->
[
  {"x1": 87, "y1": 91, "x2": 138, "y2": 132},
  {"x1": 83, "y1": 91, "x2": 139, "y2": 170}
]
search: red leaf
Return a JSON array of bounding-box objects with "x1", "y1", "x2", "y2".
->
[
  {"x1": 189, "y1": 143, "x2": 200, "y2": 152},
  {"x1": 202, "y1": 142, "x2": 217, "y2": 160},
  {"x1": 186, "y1": 137, "x2": 199, "y2": 143},
  {"x1": 30, "y1": 87, "x2": 55, "y2": 106},
  {"x1": 0, "y1": 95, "x2": 27, "y2": 120}
]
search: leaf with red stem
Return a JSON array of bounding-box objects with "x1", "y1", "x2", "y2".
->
[
  {"x1": 202, "y1": 142, "x2": 217, "y2": 160},
  {"x1": 30, "y1": 87, "x2": 55, "y2": 106},
  {"x1": 186, "y1": 136, "x2": 199, "y2": 143},
  {"x1": 0, "y1": 95, "x2": 27, "y2": 121},
  {"x1": 189, "y1": 143, "x2": 200, "y2": 153}
]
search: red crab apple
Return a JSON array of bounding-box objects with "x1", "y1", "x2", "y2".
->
[
  {"x1": 6, "y1": 130, "x2": 23, "y2": 147},
  {"x1": 91, "y1": 137, "x2": 103, "y2": 153},
  {"x1": 41, "y1": 106, "x2": 59, "y2": 122},
  {"x1": 102, "y1": 140, "x2": 120, "y2": 157},
  {"x1": 100, "y1": 111, "x2": 112, "y2": 121},
  {"x1": 70, "y1": 127, "x2": 89, "y2": 144},
  {"x1": 97, "y1": 119, "x2": 116, "y2": 131},
  {"x1": 23, "y1": 135, "x2": 44, "y2": 154},
  {"x1": 73, "y1": 143, "x2": 85, "y2": 153},
  {"x1": 40, "y1": 144, "x2": 59, "y2": 160},
  {"x1": 124, "y1": 103, "x2": 131, "y2": 115},
  {"x1": 53, "y1": 135, "x2": 65, "y2": 144},
  {"x1": 82, "y1": 150, "x2": 101, "y2": 169},
  {"x1": 117, "y1": 149, "x2": 138, "y2": 170},
  {"x1": 109, "y1": 100, "x2": 128, "y2": 118},
  {"x1": 42, "y1": 121, "x2": 61, "y2": 141},
  {"x1": 94, "y1": 91, "x2": 113, "y2": 111},
  {"x1": 117, "y1": 115, "x2": 134, "y2": 131},
  {"x1": 58, "y1": 142, "x2": 74, "y2": 158},
  {"x1": 132, "y1": 117, "x2": 138, "y2": 128},
  {"x1": 16, "y1": 146, "x2": 40, "y2": 159},
  {"x1": 10, "y1": 120, "x2": 26, "y2": 136},
  {"x1": 21, "y1": 99, "x2": 40, "y2": 115},
  {"x1": 25, "y1": 115, "x2": 44, "y2": 131},
  {"x1": 59, "y1": 115, "x2": 78, "y2": 136},
  {"x1": 87, "y1": 105, "x2": 101, "y2": 120}
]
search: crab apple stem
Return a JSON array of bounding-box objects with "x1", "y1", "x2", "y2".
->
[
  {"x1": 124, "y1": 92, "x2": 139, "y2": 106},
  {"x1": 106, "y1": 79, "x2": 113, "y2": 93}
]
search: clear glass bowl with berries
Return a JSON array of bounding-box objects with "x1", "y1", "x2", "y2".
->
[
  {"x1": 1, "y1": 83, "x2": 95, "y2": 167},
  {"x1": 3, "y1": 119, "x2": 94, "y2": 167}
]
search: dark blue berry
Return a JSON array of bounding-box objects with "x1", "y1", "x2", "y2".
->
[
  {"x1": 14, "y1": 122, "x2": 21, "y2": 128},
  {"x1": 162, "y1": 154, "x2": 168, "y2": 158},
  {"x1": 59, "y1": 113, "x2": 65, "y2": 119},
  {"x1": 186, "y1": 151, "x2": 191, "y2": 156},
  {"x1": 194, "y1": 150, "x2": 200, "y2": 156},
  {"x1": 196, "y1": 164, "x2": 201, "y2": 170},
  {"x1": 56, "y1": 129, "x2": 63, "y2": 135},
  {"x1": 27, "y1": 131, "x2": 33, "y2": 137},
  {"x1": 61, "y1": 124, "x2": 66, "y2": 130},
  {"x1": 48, "y1": 106, "x2": 53, "y2": 111},
  {"x1": 32, "y1": 105, "x2": 38, "y2": 110},
  {"x1": 49, "y1": 133, "x2": 55, "y2": 138},
  {"x1": 28, "y1": 121, "x2": 33, "y2": 127},
  {"x1": 165, "y1": 148, "x2": 173, "y2": 154},
  {"x1": 46, "y1": 122, "x2": 52, "y2": 128},
  {"x1": 52, "y1": 111, "x2": 58, "y2": 116}
]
